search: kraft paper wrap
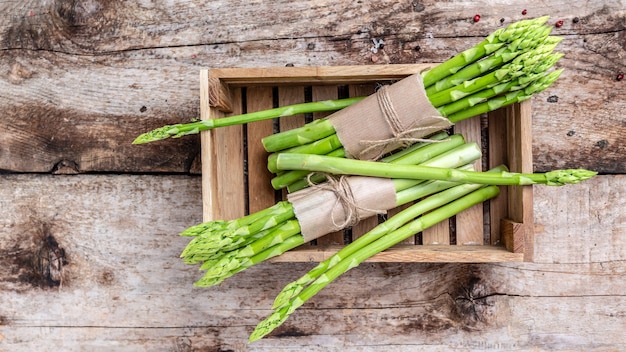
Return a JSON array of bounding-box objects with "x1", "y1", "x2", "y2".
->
[
  {"x1": 287, "y1": 176, "x2": 397, "y2": 242},
  {"x1": 331, "y1": 73, "x2": 453, "y2": 160}
]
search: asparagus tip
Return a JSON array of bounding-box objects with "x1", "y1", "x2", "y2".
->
[
  {"x1": 272, "y1": 282, "x2": 304, "y2": 309},
  {"x1": 180, "y1": 222, "x2": 223, "y2": 237},
  {"x1": 249, "y1": 311, "x2": 284, "y2": 343},
  {"x1": 526, "y1": 15, "x2": 550, "y2": 27},
  {"x1": 545, "y1": 169, "x2": 598, "y2": 186},
  {"x1": 132, "y1": 133, "x2": 157, "y2": 144},
  {"x1": 132, "y1": 127, "x2": 175, "y2": 144},
  {"x1": 547, "y1": 68, "x2": 565, "y2": 82}
]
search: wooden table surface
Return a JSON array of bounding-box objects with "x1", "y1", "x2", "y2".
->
[{"x1": 1, "y1": 1, "x2": 625, "y2": 351}]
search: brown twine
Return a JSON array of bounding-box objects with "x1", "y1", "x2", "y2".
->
[
  {"x1": 306, "y1": 173, "x2": 386, "y2": 229},
  {"x1": 357, "y1": 85, "x2": 450, "y2": 160}
]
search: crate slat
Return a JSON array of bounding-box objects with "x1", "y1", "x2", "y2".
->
[
  {"x1": 245, "y1": 86, "x2": 276, "y2": 213},
  {"x1": 311, "y1": 85, "x2": 339, "y2": 120},
  {"x1": 453, "y1": 115, "x2": 484, "y2": 246},
  {"x1": 208, "y1": 65, "x2": 435, "y2": 86},
  {"x1": 422, "y1": 222, "x2": 450, "y2": 245},
  {"x1": 506, "y1": 102, "x2": 534, "y2": 261},
  {"x1": 278, "y1": 86, "x2": 306, "y2": 131},
  {"x1": 310, "y1": 85, "x2": 345, "y2": 246},
  {"x1": 488, "y1": 107, "x2": 509, "y2": 246},
  {"x1": 278, "y1": 86, "x2": 307, "y2": 201}
]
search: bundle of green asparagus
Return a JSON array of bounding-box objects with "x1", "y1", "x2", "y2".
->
[
  {"x1": 262, "y1": 33, "x2": 562, "y2": 155},
  {"x1": 269, "y1": 68, "x2": 562, "y2": 191},
  {"x1": 247, "y1": 154, "x2": 596, "y2": 343},
  {"x1": 133, "y1": 16, "x2": 559, "y2": 150},
  {"x1": 181, "y1": 134, "x2": 594, "y2": 289},
  {"x1": 262, "y1": 23, "x2": 565, "y2": 193},
  {"x1": 249, "y1": 183, "x2": 502, "y2": 342},
  {"x1": 182, "y1": 134, "x2": 480, "y2": 287}
]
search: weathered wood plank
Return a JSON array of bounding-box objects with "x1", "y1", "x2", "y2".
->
[
  {"x1": 2, "y1": 295, "x2": 625, "y2": 351},
  {"x1": 1, "y1": 1, "x2": 623, "y2": 53},
  {"x1": 0, "y1": 1, "x2": 624, "y2": 173},
  {"x1": 0, "y1": 48, "x2": 203, "y2": 173},
  {"x1": 1, "y1": 175, "x2": 624, "y2": 350},
  {"x1": 533, "y1": 174, "x2": 626, "y2": 264}
]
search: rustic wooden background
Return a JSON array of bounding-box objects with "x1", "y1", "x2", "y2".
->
[{"x1": 1, "y1": 1, "x2": 625, "y2": 351}]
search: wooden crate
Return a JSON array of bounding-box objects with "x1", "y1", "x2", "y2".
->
[{"x1": 200, "y1": 65, "x2": 534, "y2": 263}]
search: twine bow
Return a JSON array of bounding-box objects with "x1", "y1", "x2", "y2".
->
[{"x1": 306, "y1": 173, "x2": 386, "y2": 229}]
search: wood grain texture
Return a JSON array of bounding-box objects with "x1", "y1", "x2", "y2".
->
[
  {"x1": 1, "y1": 175, "x2": 625, "y2": 351},
  {"x1": 271, "y1": 244, "x2": 523, "y2": 263},
  {"x1": 452, "y1": 115, "x2": 484, "y2": 246},
  {"x1": 202, "y1": 74, "x2": 246, "y2": 221},
  {"x1": 488, "y1": 108, "x2": 510, "y2": 246},
  {"x1": 245, "y1": 86, "x2": 276, "y2": 213},
  {"x1": 0, "y1": 1, "x2": 624, "y2": 173},
  {"x1": 422, "y1": 216, "x2": 450, "y2": 245},
  {"x1": 507, "y1": 102, "x2": 535, "y2": 262}
]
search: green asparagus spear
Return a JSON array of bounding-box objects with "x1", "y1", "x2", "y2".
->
[
  {"x1": 249, "y1": 185, "x2": 501, "y2": 342},
  {"x1": 274, "y1": 153, "x2": 597, "y2": 186},
  {"x1": 132, "y1": 97, "x2": 363, "y2": 144}
]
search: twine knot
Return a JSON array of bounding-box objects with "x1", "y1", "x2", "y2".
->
[
  {"x1": 306, "y1": 173, "x2": 386, "y2": 229},
  {"x1": 357, "y1": 85, "x2": 451, "y2": 160}
]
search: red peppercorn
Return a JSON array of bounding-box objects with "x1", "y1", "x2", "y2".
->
[
  {"x1": 555, "y1": 20, "x2": 564, "y2": 27},
  {"x1": 617, "y1": 73, "x2": 624, "y2": 81},
  {"x1": 473, "y1": 14, "x2": 481, "y2": 23},
  {"x1": 522, "y1": 9, "x2": 528, "y2": 15}
]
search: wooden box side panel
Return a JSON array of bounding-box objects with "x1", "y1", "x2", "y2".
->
[
  {"x1": 208, "y1": 64, "x2": 434, "y2": 86},
  {"x1": 201, "y1": 70, "x2": 246, "y2": 221},
  {"x1": 270, "y1": 244, "x2": 523, "y2": 263}
]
